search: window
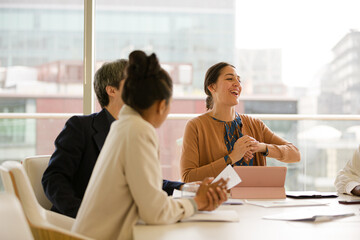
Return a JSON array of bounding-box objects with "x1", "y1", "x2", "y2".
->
[
  {"x1": 0, "y1": 0, "x2": 83, "y2": 166},
  {"x1": 1, "y1": 0, "x2": 359, "y2": 192}
]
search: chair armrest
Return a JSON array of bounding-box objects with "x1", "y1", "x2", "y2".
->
[{"x1": 45, "y1": 210, "x2": 75, "y2": 231}]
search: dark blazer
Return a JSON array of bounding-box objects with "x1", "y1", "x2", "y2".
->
[{"x1": 42, "y1": 108, "x2": 183, "y2": 218}]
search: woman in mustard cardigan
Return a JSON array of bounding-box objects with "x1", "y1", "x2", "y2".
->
[{"x1": 180, "y1": 62, "x2": 301, "y2": 182}]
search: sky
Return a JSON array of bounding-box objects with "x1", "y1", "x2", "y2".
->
[{"x1": 235, "y1": 0, "x2": 360, "y2": 87}]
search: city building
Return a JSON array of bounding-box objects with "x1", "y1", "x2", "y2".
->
[
  {"x1": 0, "y1": 0, "x2": 236, "y2": 93},
  {"x1": 236, "y1": 49, "x2": 286, "y2": 96},
  {"x1": 0, "y1": 0, "x2": 236, "y2": 179},
  {"x1": 318, "y1": 30, "x2": 360, "y2": 114}
]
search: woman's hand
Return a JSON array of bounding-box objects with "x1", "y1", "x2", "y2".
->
[
  {"x1": 193, "y1": 178, "x2": 228, "y2": 211},
  {"x1": 230, "y1": 136, "x2": 268, "y2": 163},
  {"x1": 229, "y1": 136, "x2": 257, "y2": 164},
  {"x1": 247, "y1": 139, "x2": 267, "y2": 155},
  {"x1": 243, "y1": 151, "x2": 254, "y2": 162},
  {"x1": 202, "y1": 178, "x2": 228, "y2": 211},
  {"x1": 351, "y1": 185, "x2": 360, "y2": 196}
]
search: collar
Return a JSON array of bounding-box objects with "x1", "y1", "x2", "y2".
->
[
  {"x1": 103, "y1": 108, "x2": 116, "y2": 125},
  {"x1": 118, "y1": 105, "x2": 155, "y2": 130},
  {"x1": 211, "y1": 112, "x2": 242, "y2": 124}
]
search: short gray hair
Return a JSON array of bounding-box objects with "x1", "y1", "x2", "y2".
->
[{"x1": 94, "y1": 59, "x2": 128, "y2": 108}]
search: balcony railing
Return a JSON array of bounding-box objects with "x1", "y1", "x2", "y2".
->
[
  {"x1": 1, "y1": 113, "x2": 359, "y2": 192},
  {"x1": 1, "y1": 113, "x2": 360, "y2": 121}
]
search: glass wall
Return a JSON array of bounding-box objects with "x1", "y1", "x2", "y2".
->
[
  {"x1": 95, "y1": 0, "x2": 235, "y2": 93},
  {"x1": 0, "y1": 0, "x2": 83, "y2": 166},
  {"x1": 0, "y1": 115, "x2": 358, "y2": 192},
  {"x1": 1, "y1": 0, "x2": 360, "y2": 191}
]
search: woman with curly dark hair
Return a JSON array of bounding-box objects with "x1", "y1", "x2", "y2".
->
[{"x1": 72, "y1": 51, "x2": 228, "y2": 240}]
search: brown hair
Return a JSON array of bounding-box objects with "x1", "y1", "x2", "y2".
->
[
  {"x1": 94, "y1": 59, "x2": 128, "y2": 108},
  {"x1": 204, "y1": 62, "x2": 235, "y2": 110}
]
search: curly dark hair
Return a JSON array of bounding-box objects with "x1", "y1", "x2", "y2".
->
[{"x1": 122, "y1": 50, "x2": 173, "y2": 111}]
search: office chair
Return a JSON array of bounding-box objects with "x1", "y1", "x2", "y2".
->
[
  {"x1": 22, "y1": 155, "x2": 52, "y2": 210},
  {"x1": 0, "y1": 192, "x2": 34, "y2": 240},
  {"x1": 0, "y1": 161, "x2": 93, "y2": 240}
]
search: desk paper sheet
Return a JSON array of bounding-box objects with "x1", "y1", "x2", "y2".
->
[
  {"x1": 263, "y1": 209, "x2": 355, "y2": 222},
  {"x1": 245, "y1": 199, "x2": 329, "y2": 208},
  {"x1": 181, "y1": 210, "x2": 239, "y2": 222}
]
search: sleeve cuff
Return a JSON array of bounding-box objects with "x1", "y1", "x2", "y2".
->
[
  {"x1": 224, "y1": 155, "x2": 229, "y2": 164},
  {"x1": 262, "y1": 145, "x2": 269, "y2": 156},
  {"x1": 224, "y1": 155, "x2": 232, "y2": 165},
  {"x1": 188, "y1": 198, "x2": 198, "y2": 213},
  {"x1": 345, "y1": 181, "x2": 360, "y2": 195},
  {"x1": 179, "y1": 183, "x2": 185, "y2": 190}
]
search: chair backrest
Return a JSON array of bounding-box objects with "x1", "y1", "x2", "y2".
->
[
  {"x1": 0, "y1": 192, "x2": 34, "y2": 240},
  {"x1": 22, "y1": 155, "x2": 52, "y2": 210},
  {"x1": 0, "y1": 161, "x2": 93, "y2": 240},
  {"x1": 1, "y1": 160, "x2": 75, "y2": 230},
  {"x1": 1, "y1": 161, "x2": 46, "y2": 223},
  {"x1": 0, "y1": 163, "x2": 16, "y2": 195}
]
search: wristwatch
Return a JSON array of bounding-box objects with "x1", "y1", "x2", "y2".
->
[{"x1": 263, "y1": 145, "x2": 269, "y2": 156}]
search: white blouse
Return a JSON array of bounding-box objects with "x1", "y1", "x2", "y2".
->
[{"x1": 334, "y1": 146, "x2": 360, "y2": 195}]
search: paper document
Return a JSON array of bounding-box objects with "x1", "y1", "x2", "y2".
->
[
  {"x1": 263, "y1": 209, "x2": 355, "y2": 222},
  {"x1": 181, "y1": 210, "x2": 239, "y2": 222},
  {"x1": 212, "y1": 165, "x2": 241, "y2": 190},
  {"x1": 245, "y1": 199, "x2": 329, "y2": 208}
]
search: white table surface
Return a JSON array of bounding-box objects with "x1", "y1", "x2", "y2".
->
[{"x1": 133, "y1": 194, "x2": 360, "y2": 240}]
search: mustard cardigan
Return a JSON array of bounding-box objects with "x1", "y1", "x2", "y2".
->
[{"x1": 180, "y1": 112, "x2": 301, "y2": 182}]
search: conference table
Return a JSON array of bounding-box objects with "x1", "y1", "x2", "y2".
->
[{"x1": 133, "y1": 193, "x2": 360, "y2": 240}]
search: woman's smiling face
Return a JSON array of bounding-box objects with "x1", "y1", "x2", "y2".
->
[{"x1": 208, "y1": 65, "x2": 242, "y2": 108}]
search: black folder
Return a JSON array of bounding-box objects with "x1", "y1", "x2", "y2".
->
[{"x1": 286, "y1": 191, "x2": 338, "y2": 199}]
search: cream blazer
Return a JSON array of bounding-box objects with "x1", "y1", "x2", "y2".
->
[
  {"x1": 335, "y1": 145, "x2": 360, "y2": 195},
  {"x1": 72, "y1": 105, "x2": 195, "y2": 240}
]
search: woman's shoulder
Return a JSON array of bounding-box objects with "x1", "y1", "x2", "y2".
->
[
  {"x1": 239, "y1": 114, "x2": 266, "y2": 132},
  {"x1": 239, "y1": 113, "x2": 262, "y2": 123},
  {"x1": 190, "y1": 112, "x2": 210, "y2": 121},
  {"x1": 187, "y1": 112, "x2": 215, "y2": 126}
]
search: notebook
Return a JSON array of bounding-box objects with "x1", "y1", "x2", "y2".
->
[{"x1": 230, "y1": 166, "x2": 287, "y2": 199}]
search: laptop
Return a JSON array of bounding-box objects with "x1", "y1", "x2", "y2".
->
[{"x1": 230, "y1": 166, "x2": 287, "y2": 199}]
